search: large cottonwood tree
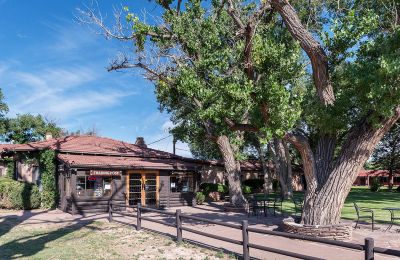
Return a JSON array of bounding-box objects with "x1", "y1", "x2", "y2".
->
[
  {"x1": 267, "y1": 0, "x2": 400, "y2": 225},
  {"x1": 78, "y1": 0, "x2": 305, "y2": 206}
]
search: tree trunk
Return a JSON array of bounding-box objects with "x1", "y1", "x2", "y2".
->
[
  {"x1": 216, "y1": 135, "x2": 247, "y2": 207},
  {"x1": 271, "y1": 138, "x2": 293, "y2": 199},
  {"x1": 388, "y1": 168, "x2": 394, "y2": 191},
  {"x1": 286, "y1": 107, "x2": 400, "y2": 225},
  {"x1": 254, "y1": 139, "x2": 273, "y2": 193}
]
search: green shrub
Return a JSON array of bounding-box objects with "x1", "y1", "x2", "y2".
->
[
  {"x1": 39, "y1": 150, "x2": 58, "y2": 209},
  {"x1": 5, "y1": 159, "x2": 14, "y2": 179},
  {"x1": 242, "y1": 185, "x2": 252, "y2": 194},
  {"x1": 195, "y1": 192, "x2": 205, "y2": 205},
  {"x1": 199, "y1": 183, "x2": 228, "y2": 196},
  {"x1": 0, "y1": 177, "x2": 41, "y2": 209},
  {"x1": 370, "y1": 177, "x2": 381, "y2": 192},
  {"x1": 242, "y1": 179, "x2": 264, "y2": 191}
]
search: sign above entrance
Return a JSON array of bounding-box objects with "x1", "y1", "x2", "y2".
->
[{"x1": 89, "y1": 170, "x2": 122, "y2": 176}]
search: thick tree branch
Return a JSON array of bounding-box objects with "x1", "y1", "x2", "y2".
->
[
  {"x1": 284, "y1": 132, "x2": 318, "y2": 190},
  {"x1": 333, "y1": 106, "x2": 400, "y2": 177},
  {"x1": 224, "y1": 118, "x2": 259, "y2": 132},
  {"x1": 271, "y1": 0, "x2": 335, "y2": 106},
  {"x1": 226, "y1": 0, "x2": 246, "y2": 29}
]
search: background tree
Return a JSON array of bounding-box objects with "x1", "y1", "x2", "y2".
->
[
  {"x1": 2, "y1": 114, "x2": 62, "y2": 144},
  {"x1": 0, "y1": 89, "x2": 9, "y2": 135},
  {"x1": 371, "y1": 123, "x2": 400, "y2": 191}
]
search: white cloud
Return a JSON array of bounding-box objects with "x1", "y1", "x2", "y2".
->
[
  {"x1": 1, "y1": 65, "x2": 136, "y2": 119},
  {"x1": 42, "y1": 20, "x2": 98, "y2": 53}
]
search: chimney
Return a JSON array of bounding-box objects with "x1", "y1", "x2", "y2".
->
[
  {"x1": 135, "y1": 137, "x2": 147, "y2": 148},
  {"x1": 45, "y1": 132, "x2": 53, "y2": 140}
]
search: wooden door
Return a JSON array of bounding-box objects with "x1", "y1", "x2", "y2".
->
[{"x1": 127, "y1": 171, "x2": 159, "y2": 207}]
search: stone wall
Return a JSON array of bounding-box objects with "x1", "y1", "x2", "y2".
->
[{"x1": 282, "y1": 218, "x2": 352, "y2": 241}]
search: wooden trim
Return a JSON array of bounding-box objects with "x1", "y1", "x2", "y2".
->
[
  {"x1": 156, "y1": 174, "x2": 160, "y2": 205},
  {"x1": 125, "y1": 173, "x2": 129, "y2": 206}
]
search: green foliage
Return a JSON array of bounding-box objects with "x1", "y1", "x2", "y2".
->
[
  {"x1": 0, "y1": 177, "x2": 41, "y2": 209},
  {"x1": 4, "y1": 158, "x2": 14, "y2": 179},
  {"x1": 2, "y1": 114, "x2": 62, "y2": 144},
  {"x1": 120, "y1": 0, "x2": 306, "y2": 159},
  {"x1": 241, "y1": 185, "x2": 252, "y2": 194},
  {"x1": 302, "y1": 1, "x2": 400, "y2": 137},
  {"x1": 371, "y1": 124, "x2": 400, "y2": 173},
  {"x1": 242, "y1": 179, "x2": 264, "y2": 191},
  {"x1": 0, "y1": 88, "x2": 9, "y2": 135},
  {"x1": 199, "y1": 183, "x2": 228, "y2": 196},
  {"x1": 195, "y1": 191, "x2": 205, "y2": 205},
  {"x1": 370, "y1": 177, "x2": 381, "y2": 192},
  {"x1": 39, "y1": 149, "x2": 58, "y2": 209}
]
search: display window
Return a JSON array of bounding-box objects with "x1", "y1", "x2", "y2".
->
[
  {"x1": 76, "y1": 173, "x2": 120, "y2": 197},
  {"x1": 170, "y1": 172, "x2": 194, "y2": 193}
]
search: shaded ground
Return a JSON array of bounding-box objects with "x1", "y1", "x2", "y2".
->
[{"x1": 0, "y1": 210, "x2": 233, "y2": 260}]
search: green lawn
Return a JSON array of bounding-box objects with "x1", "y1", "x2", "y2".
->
[
  {"x1": 254, "y1": 186, "x2": 400, "y2": 225},
  {"x1": 341, "y1": 186, "x2": 400, "y2": 223}
]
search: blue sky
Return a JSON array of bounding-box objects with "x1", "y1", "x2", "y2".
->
[{"x1": 0, "y1": 0, "x2": 191, "y2": 156}]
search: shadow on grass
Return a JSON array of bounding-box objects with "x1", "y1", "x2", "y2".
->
[
  {"x1": 0, "y1": 219, "x2": 100, "y2": 259},
  {"x1": 0, "y1": 210, "x2": 50, "y2": 239}
]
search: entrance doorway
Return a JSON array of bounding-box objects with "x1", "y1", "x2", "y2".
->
[{"x1": 127, "y1": 171, "x2": 159, "y2": 207}]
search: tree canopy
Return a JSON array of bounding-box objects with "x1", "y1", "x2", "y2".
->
[{"x1": 2, "y1": 114, "x2": 62, "y2": 144}]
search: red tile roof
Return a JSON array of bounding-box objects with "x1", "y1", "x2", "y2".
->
[
  {"x1": 57, "y1": 153, "x2": 200, "y2": 170},
  {"x1": 0, "y1": 135, "x2": 178, "y2": 159},
  {"x1": 358, "y1": 170, "x2": 400, "y2": 177},
  {"x1": 0, "y1": 135, "x2": 263, "y2": 171}
]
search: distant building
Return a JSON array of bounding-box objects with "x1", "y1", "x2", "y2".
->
[{"x1": 353, "y1": 169, "x2": 400, "y2": 186}]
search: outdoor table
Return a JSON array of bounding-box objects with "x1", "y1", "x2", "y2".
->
[{"x1": 382, "y1": 207, "x2": 400, "y2": 231}]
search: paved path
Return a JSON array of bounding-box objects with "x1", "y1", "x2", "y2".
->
[{"x1": 1, "y1": 205, "x2": 399, "y2": 260}]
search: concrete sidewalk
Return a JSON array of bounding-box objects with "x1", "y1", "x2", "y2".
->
[{"x1": 1, "y1": 205, "x2": 399, "y2": 260}]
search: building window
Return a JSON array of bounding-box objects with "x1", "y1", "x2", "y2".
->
[
  {"x1": 170, "y1": 173, "x2": 193, "y2": 193},
  {"x1": 76, "y1": 174, "x2": 120, "y2": 197}
]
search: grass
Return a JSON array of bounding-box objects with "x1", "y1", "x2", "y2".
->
[
  {"x1": 253, "y1": 186, "x2": 400, "y2": 224},
  {"x1": 0, "y1": 218, "x2": 234, "y2": 260},
  {"x1": 341, "y1": 186, "x2": 400, "y2": 223}
]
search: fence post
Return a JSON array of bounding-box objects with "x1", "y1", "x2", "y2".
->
[
  {"x1": 108, "y1": 202, "x2": 113, "y2": 223},
  {"x1": 176, "y1": 209, "x2": 182, "y2": 243},
  {"x1": 242, "y1": 220, "x2": 250, "y2": 260},
  {"x1": 137, "y1": 203, "x2": 142, "y2": 231},
  {"x1": 365, "y1": 237, "x2": 374, "y2": 260}
]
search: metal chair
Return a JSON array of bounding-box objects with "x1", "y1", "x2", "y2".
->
[
  {"x1": 353, "y1": 202, "x2": 375, "y2": 231},
  {"x1": 272, "y1": 196, "x2": 284, "y2": 216},
  {"x1": 246, "y1": 196, "x2": 263, "y2": 217}
]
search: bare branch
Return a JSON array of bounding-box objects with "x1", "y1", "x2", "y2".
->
[{"x1": 226, "y1": 0, "x2": 246, "y2": 29}]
